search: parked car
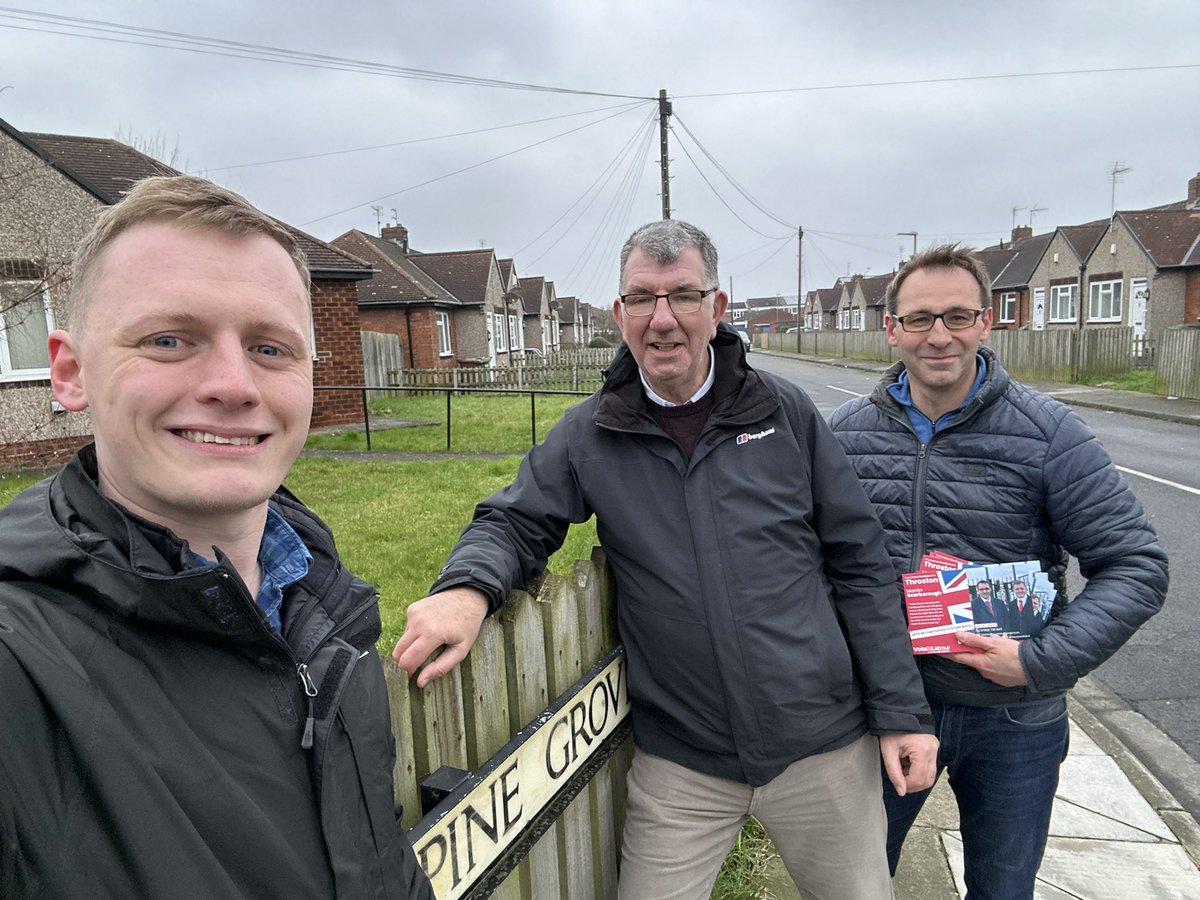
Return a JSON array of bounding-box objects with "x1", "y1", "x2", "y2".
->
[{"x1": 738, "y1": 330, "x2": 752, "y2": 352}]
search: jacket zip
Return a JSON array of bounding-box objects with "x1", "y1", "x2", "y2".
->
[{"x1": 295, "y1": 590, "x2": 381, "y2": 750}]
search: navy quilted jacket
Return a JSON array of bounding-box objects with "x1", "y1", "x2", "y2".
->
[{"x1": 829, "y1": 347, "x2": 1168, "y2": 706}]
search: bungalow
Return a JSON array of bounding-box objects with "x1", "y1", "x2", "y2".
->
[{"x1": 0, "y1": 118, "x2": 371, "y2": 469}]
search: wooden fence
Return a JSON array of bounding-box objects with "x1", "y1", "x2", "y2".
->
[
  {"x1": 386, "y1": 547, "x2": 630, "y2": 898},
  {"x1": 1157, "y1": 327, "x2": 1200, "y2": 400},
  {"x1": 395, "y1": 364, "x2": 607, "y2": 393},
  {"x1": 361, "y1": 331, "x2": 404, "y2": 399},
  {"x1": 761, "y1": 325, "x2": 1156, "y2": 384}
]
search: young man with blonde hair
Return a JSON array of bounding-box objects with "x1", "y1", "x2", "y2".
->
[{"x1": 0, "y1": 175, "x2": 432, "y2": 898}]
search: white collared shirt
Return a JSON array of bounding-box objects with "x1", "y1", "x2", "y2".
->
[{"x1": 640, "y1": 345, "x2": 716, "y2": 407}]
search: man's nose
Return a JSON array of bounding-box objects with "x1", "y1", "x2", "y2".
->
[
  {"x1": 197, "y1": 341, "x2": 261, "y2": 406},
  {"x1": 648, "y1": 295, "x2": 678, "y2": 328}
]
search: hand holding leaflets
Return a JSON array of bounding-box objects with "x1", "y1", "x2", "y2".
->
[{"x1": 903, "y1": 553, "x2": 1053, "y2": 656}]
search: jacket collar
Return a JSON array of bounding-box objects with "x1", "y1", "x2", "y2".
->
[
  {"x1": 597, "y1": 323, "x2": 778, "y2": 432},
  {"x1": 873, "y1": 345, "x2": 1010, "y2": 425}
]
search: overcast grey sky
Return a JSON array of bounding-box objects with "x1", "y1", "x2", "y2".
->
[{"x1": 2, "y1": 1, "x2": 1197, "y2": 307}]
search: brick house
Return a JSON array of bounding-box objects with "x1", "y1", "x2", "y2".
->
[
  {"x1": 556, "y1": 296, "x2": 592, "y2": 347},
  {"x1": 519, "y1": 275, "x2": 560, "y2": 353},
  {"x1": 847, "y1": 272, "x2": 893, "y2": 331},
  {"x1": 332, "y1": 227, "x2": 482, "y2": 368},
  {"x1": 975, "y1": 227, "x2": 1055, "y2": 331},
  {"x1": 800, "y1": 286, "x2": 835, "y2": 331},
  {"x1": 1021, "y1": 220, "x2": 1108, "y2": 332},
  {"x1": 0, "y1": 118, "x2": 370, "y2": 469}
]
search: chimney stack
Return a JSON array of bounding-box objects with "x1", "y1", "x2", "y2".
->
[
  {"x1": 381, "y1": 224, "x2": 409, "y2": 252},
  {"x1": 1011, "y1": 224, "x2": 1033, "y2": 243},
  {"x1": 1188, "y1": 171, "x2": 1200, "y2": 208}
]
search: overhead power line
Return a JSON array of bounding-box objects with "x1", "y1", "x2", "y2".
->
[
  {"x1": 674, "y1": 63, "x2": 1200, "y2": 99},
  {"x1": 206, "y1": 101, "x2": 647, "y2": 173},
  {"x1": 0, "y1": 6, "x2": 650, "y2": 99},
  {"x1": 300, "y1": 104, "x2": 644, "y2": 226}
]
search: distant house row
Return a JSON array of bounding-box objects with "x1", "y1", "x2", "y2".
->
[
  {"x1": 330, "y1": 224, "x2": 592, "y2": 372},
  {"x1": 732, "y1": 170, "x2": 1200, "y2": 342},
  {"x1": 0, "y1": 118, "x2": 593, "y2": 467}
]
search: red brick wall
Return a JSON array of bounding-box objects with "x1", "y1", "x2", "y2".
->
[
  {"x1": 1185, "y1": 272, "x2": 1200, "y2": 325},
  {"x1": 359, "y1": 306, "x2": 457, "y2": 369},
  {"x1": 0, "y1": 433, "x2": 90, "y2": 471},
  {"x1": 311, "y1": 278, "x2": 367, "y2": 428}
]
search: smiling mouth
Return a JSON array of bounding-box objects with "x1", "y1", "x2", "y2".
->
[{"x1": 174, "y1": 430, "x2": 265, "y2": 446}]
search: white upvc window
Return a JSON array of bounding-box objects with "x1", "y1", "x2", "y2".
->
[
  {"x1": 0, "y1": 281, "x2": 54, "y2": 381},
  {"x1": 1049, "y1": 284, "x2": 1077, "y2": 322},
  {"x1": 838, "y1": 308, "x2": 850, "y2": 330},
  {"x1": 494, "y1": 312, "x2": 507, "y2": 351},
  {"x1": 508, "y1": 314, "x2": 521, "y2": 350},
  {"x1": 852, "y1": 308, "x2": 863, "y2": 330},
  {"x1": 437, "y1": 311, "x2": 452, "y2": 356},
  {"x1": 1088, "y1": 279, "x2": 1123, "y2": 322},
  {"x1": 999, "y1": 292, "x2": 1017, "y2": 323}
]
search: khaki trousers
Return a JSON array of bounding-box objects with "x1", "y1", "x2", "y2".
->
[{"x1": 617, "y1": 734, "x2": 892, "y2": 900}]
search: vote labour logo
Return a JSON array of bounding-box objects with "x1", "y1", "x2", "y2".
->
[{"x1": 736, "y1": 426, "x2": 776, "y2": 446}]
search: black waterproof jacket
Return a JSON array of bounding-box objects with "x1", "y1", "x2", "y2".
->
[
  {"x1": 829, "y1": 348, "x2": 1168, "y2": 706},
  {"x1": 0, "y1": 446, "x2": 433, "y2": 900},
  {"x1": 432, "y1": 325, "x2": 932, "y2": 786}
]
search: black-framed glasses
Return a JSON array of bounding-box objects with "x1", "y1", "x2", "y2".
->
[
  {"x1": 893, "y1": 308, "x2": 984, "y2": 332},
  {"x1": 619, "y1": 287, "x2": 717, "y2": 317}
]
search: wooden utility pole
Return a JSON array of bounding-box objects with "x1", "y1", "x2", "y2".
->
[
  {"x1": 797, "y1": 226, "x2": 803, "y2": 328},
  {"x1": 658, "y1": 89, "x2": 671, "y2": 219}
]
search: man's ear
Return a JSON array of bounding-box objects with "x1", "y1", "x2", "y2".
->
[{"x1": 48, "y1": 330, "x2": 89, "y2": 412}]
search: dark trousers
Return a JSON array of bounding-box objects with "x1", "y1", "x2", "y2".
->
[{"x1": 884, "y1": 696, "x2": 1070, "y2": 900}]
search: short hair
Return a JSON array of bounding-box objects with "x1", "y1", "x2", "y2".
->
[
  {"x1": 69, "y1": 175, "x2": 310, "y2": 330},
  {"x1": 885, "y1": 243, "x2": 991, "y2": 314},
  {"x1": 619, "y1": 219, "x2": 719, "y2": 290}
]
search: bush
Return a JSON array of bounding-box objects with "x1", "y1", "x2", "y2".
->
[{"x1": 587, "y1": 336, "x2": 613, "y2": 348}]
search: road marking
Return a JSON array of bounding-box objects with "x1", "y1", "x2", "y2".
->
[
  {"x1": 826, "y1": 385, "x2": 862, "y2": 397},
  {"x1": 1116, "y1": 465, "x2": 1200, "y2": 496}
]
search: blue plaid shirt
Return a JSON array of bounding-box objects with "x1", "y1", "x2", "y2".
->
[{"x1": 190, "y1": 507, "x2": 312, "y2": 632}]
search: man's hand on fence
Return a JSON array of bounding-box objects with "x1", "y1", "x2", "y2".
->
[
  {"x1": 393, "y1": 587, "x2": 490, "y2": 688},
  {"x1": 879, "y1": 732, "x2": 939, "y2": 797}
]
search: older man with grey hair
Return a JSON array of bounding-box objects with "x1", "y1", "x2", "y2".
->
[{"x1": 396, "y1": 219, "x2": 936, "y2": 898}]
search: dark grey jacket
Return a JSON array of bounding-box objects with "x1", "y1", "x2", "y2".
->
[
  {"x1": 829, "y1": 347, "x2": 1168, "y2": 706},
  {"x1": 433, "y1": 326, "x2": 932, "y2": 786},
  {"x1": 0, "y1": 446, "x2": 433, "y2": 900}
]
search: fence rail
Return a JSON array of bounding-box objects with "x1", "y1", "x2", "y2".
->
[
  {"x1": 387, "y1": 548, "x2": 629, "y2": 899},
  {"x1": 760, "y1": 325, "x2": 1174, "y2": 386},
  {"x1": 396, "y1": 364, "x2": 606, "y2": 393},
  {"x1": 1158, "y1": 327, "x2": 1200, "y2": 400}
]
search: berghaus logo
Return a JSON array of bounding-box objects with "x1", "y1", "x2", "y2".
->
[{"x1": 736, "y1": 427, "x2": 776, "y2": 445}]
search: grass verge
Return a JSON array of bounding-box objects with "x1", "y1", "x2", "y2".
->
[{"x1": 306, "y1": 393, "x2": 586, "y2": 454}]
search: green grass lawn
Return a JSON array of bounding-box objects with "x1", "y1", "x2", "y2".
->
[
  {"x1": 1077, "y1": 368, "x2": 1156, "y2": 393},
  {"x1": 306, "y1": 392, "x2": 587, "y2": 454},
  {"x1": 284, "y1": 455, "x2": 598, "y2": 648}
]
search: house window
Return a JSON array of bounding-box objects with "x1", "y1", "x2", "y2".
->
[
  {"x1": 437, "y1": 311, "x2": 452, "y2": 356},
  {"x1": 838, "y1": 309, "x2": 850, "y2": 330},
  {"x1": 852, "y1": 308, "x2": 863, "y2": 330},
  {"x1": 1049, "y1": 284, "x2": 1077, "y2": 322},
  {"x1": 494, "y1": 312, "x2": 507, "y2": 351},
  {"x1": 0, "y1": 282, "x2": 54, "y2": 380},
  {"x1": 999, "y1": 292, "x2": 1017, "y2": 324},
  {"x1": 1088, "y1": 279, "x2": 1123, "y2": 322},
  {"x1": 508, "y1": 314, "x2": 520, "y2": 350}
]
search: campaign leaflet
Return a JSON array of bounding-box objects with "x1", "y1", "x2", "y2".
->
[{"x1": 904, "y1": 555, "x2": 1054, "y2": 655}]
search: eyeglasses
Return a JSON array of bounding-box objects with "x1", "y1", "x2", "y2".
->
[
  {"x1": 619, "y1": 288, "x2": 717, "y2": 317},
  {"x1": 893, "y1": 308, "x2": 984, "y2": 332}
]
